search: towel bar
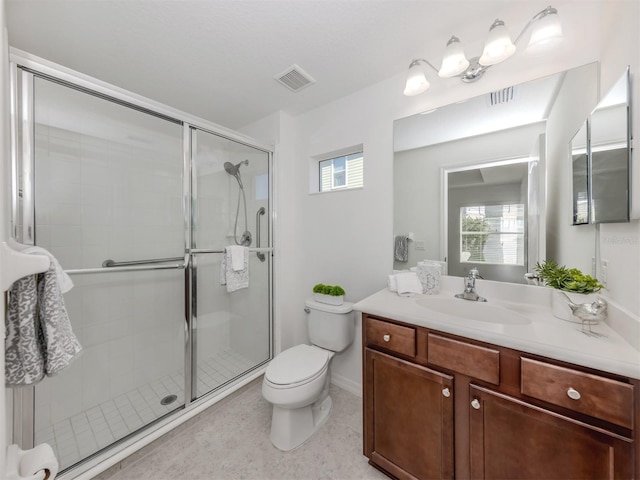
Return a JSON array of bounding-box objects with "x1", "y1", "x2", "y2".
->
[
  {"x1": 102, "y1": 256, "x2": 184, "y2": 267},
  {"x1": 191, "y1": 248, "x2": 272, "y2": 254},
  {"x1": 65, "y1": 262, "x2": 186, "y2": 275}
]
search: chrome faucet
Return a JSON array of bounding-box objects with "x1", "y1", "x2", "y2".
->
[{"x1": 455, "y1": 267, "x2": 487, "y2": 302}]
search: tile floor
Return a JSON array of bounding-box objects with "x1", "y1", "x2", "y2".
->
[
  {"x1": 37, "y1": 349, "x2": 257, "y2": 471},
  {"x1": 95, "y1": 378, "x2": 388, "y2": 480}
]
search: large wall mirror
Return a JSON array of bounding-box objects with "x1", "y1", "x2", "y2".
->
[{"x1": 394, "y1": 62, "x2": 599, "y2": 284}]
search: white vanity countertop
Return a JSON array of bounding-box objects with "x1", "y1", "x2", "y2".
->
[{"x1": 354, "y1": 278, "x2": 640, "y2": 380}]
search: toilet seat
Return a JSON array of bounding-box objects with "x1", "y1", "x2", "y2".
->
[{"x1": 265, "y1": 344, "x2": 330, "y2": 388}]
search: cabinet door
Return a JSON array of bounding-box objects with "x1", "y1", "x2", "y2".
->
[
  {"x1": 469, "y1": 385, "x2": 634, "y2": 480},
  {"x1": 365, "y1": 348, "x2": 454, "y2": 480}
]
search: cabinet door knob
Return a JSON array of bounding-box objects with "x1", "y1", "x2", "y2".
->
[
  {"x1": 567, "y1": 387, "x2": 581, "y2": 400},
  {"x1": 442, "y1": 388, "x2": 451, "y2": 398},
  {"x1": 471, "y1": 399, "x2": 481, "y2": 410},
  {"x1": 383, "y1": 334, "x2": 391, "y2": 342}
]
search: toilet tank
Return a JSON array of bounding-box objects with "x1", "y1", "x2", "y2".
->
[{"x1": 305, "y1": 298, "x2": 355, "y2": 352}]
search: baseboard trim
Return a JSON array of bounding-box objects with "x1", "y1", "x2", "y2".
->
[{"x1": 331, "y1": 373, "x2": 362, "y2": 397}]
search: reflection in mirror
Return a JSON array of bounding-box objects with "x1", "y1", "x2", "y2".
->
[
  {"x1": 571, "y1": 121, "x2": 589, "y2": 225},
  {"x1": 394, "y1": 62, "x2": 599, "y2": 283},
  {"x1": 589, "y1": 67, "x2": 631, "y2": 223},
  {"x1": 446, "y1": 159, "x2": 531, "y2": 284}
]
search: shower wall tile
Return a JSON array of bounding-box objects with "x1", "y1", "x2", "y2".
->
[
  {"x1": 48, "y1": 182, "x2": 81, "y2": 204},
  {"x1": 50, "y1": 225, "x2": 83, "y2": 249},
  {"x1": 49, "y1": 202, "x2": 82, "y2": 226},
  {"x1": 83, "y1": 225, "x2": 110, "y2": 246},
  {"x1": 48, "y1": 156, "x2": 81, "y2": 185},
  {"x1": 51, "y1": 367, "x2": 83, "y2": 424}
]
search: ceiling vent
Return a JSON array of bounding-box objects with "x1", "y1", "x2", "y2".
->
[
  {"x1": 274, "y1": 64, "x2": 316, "y2": 92},
  {"x1": 489, "y1": 86, "x2": 516, "y2": 106}
]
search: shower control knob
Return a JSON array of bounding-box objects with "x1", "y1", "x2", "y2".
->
[{"x1": 383, "y1": 334, "x2": 391, "y2": 342}]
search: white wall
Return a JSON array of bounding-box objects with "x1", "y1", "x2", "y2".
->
[
  {"x1": 545, "y1": 62, "x2": 599, "y2": 274},
  {"x1": 242, "y1": 1, "x2": 640, "y2": 394},
  {"x1": 596, "y1": 0, "x2": 640, "y2": 316}
]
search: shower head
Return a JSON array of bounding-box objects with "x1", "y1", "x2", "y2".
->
[{"x1": 223, "y1": 160, "x2": 248, "y2": 177}]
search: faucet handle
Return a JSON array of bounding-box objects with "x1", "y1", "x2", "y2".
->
[{"x1": 468, "y1": 267, "x2": 480, "y2": 278}]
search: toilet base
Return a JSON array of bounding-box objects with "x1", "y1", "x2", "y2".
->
[{"x1": 269, "y1": 394, "x2": 333, "y2": 451}]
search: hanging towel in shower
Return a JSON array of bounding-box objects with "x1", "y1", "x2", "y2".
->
[
  {"x1": 227, "y1": 245, "x2": 246, "y2": 271},
  {"x1": 5, "y1": 252, "x2": 82, "y2": 387},
  {"x1": 394, "y1": 235, "x2": 409, "y2": 262},
  {"x1": 220, "y1": 246, "x2": 249, "y2": 292},
  {"x1": 21, "y1": 246, "x2": 74, "y2": 293}
]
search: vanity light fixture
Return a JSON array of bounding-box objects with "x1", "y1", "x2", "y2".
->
[{"x1": 403, "y1": 5, "x2": 562, "y2": 96}]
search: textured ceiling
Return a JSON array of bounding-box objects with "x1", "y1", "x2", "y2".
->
[{"x1": 6, "y1": 0, "x2": 586, "y2": 129}]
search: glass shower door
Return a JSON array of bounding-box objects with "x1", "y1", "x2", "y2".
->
[
  {"x1": 191, "y1": 128, "x2": 271, "y2": 399},
  {"x1": 25, "y1": 73, "x2": 186, "y2": 471}
]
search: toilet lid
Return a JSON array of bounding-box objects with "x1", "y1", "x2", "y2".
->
[{"x1": 265, "y1": 344, "x2": 330, "y2": 386}]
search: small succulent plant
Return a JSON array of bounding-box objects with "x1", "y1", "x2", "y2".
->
[
  {"x1": 534, "y1": 260, "x2": 603, "y2": 294},
  {"x1": 312, "y1": 283, "x2": 346, "y2": 296}
]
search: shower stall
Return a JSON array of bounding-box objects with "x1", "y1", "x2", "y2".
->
[{"x1": 9, "y1": 53, "x2": 273, "y2": 476}]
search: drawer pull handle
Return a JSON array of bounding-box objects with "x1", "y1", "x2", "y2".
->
[
  {"x1": 383, "y1": 334, "x2": 391, "y2": 342},
  {"x1": 471, "y1": 399, "x2": 481, "y2": 410},
  {"x1": 567, "y1": 387, "x2": 581, "y2": 400},
  {"x1": 442, "y1": 388, "x2": 451, "y2": 398}
]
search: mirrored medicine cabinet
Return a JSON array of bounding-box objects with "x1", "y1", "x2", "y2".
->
[{"x1": 571, "y1": 67, "x2": 631, "y2": 225}]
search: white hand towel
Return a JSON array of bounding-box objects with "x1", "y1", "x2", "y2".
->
[
  {"x1": 387, "y1": 275, "x2": 398, "y2": 292},
  {"x1": 21, "y1": 246, "x2": 74, "y2": 293},
  {"x1": 220, "y1": 247, "x2": 249, "y2": 292},
  {"x1": 394, "y1": 272, "x2": 424, "y2": 297},
  {"x1": 227, "y1": 245, "x2": 247, "y2": 272}
]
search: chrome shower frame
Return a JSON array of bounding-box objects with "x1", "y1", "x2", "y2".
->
[{"x1": 8, "y1": 49, "x2": 275, "y2": 480}]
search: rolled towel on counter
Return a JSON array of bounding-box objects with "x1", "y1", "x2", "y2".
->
[
  {"x1": 394, "y1": 272, "x2": 424, "y2": 297},
  {"x1": 387, "y1": 275, "x2": 398, "y2": 292}
]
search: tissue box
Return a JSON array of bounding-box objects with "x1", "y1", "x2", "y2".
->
[{"x1": 417, "y1": 261, "x2": 441, "y2": 294}]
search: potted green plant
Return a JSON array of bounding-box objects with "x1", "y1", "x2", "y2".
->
[
  {"x1": 534, "y1": 260, "x2": 604, "y2": 321},
  {"x1": 313, "y1": 283, "x2": 345, "y2": 306}
]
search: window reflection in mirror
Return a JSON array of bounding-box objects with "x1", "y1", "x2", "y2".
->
[{"x1": 446, "y1": 160, "x2": 529, "y2": 284}]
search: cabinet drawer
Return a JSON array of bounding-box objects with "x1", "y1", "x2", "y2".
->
[
  {"x1": 365, "y1": 317, "x2": 416, "y2": 357},
  {"x1": 428, "y1": 334, "x2": 500, "y2": 384},
  {"x1": 521, "y1": 357, "x2": 634, "y2": 429}
]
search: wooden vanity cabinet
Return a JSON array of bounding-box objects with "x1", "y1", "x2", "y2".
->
[
  {"x1": 364, "y1": 348, "x2": 454, "y2": 479},
  {"x1": 362, "y1": 313, "x2": 638, "y2": 480},
  {"x1": 469, "y1": 385, "x2": 634, "y2": 480}
]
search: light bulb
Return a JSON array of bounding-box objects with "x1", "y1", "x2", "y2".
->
[
  {"x1": 404, "y1": 61, "x2": 430, "y2": 96},
  {"x1": 438, "y1": 36, "x2": 470, "y2": 78},
  {"x1": 479, "y1": 19, "x2": 516, "y2": 66}
]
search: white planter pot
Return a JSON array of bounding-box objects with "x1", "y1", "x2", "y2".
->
[
  {"x1": 551, "y1": 289, "x2": 600, "y2": 323},
  {"x1": 313, "y1": 293, "x2": 344, "y2": 305}
]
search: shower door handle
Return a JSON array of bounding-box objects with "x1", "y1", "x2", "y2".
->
[{"x1": 256, "y1": 207, "x2": 266, "y2": 262}]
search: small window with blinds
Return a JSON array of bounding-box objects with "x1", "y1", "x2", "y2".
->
[
  {"x1": 460, "y1": 204, "x2": 525, "y2": 266},
  {"x1": 319, "y1": 152, "x2": 363, "y2": 192}
]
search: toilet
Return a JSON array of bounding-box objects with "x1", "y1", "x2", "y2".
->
[{"x1": 262, "y1": 298, "x2": 355, "y2": 451}]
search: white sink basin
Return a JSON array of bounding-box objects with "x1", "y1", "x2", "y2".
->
[{"x1": 415, "y1": 297, "x2": 532, "y2": 325}]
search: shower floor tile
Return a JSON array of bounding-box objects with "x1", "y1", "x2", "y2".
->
[{"x1": 36, "y1": 349, "x2": 257, "y2": 471}]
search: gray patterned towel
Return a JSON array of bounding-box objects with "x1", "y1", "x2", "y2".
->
[
  {"x1": 394, "y1": 235, "x2": 409, "y2": 262},
  {"x1": 5, "y1": 263, "x2": 82, "y2": 387},
  {"x1": 219, "y1": 247, "x2": 249, "y2": 292}
]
